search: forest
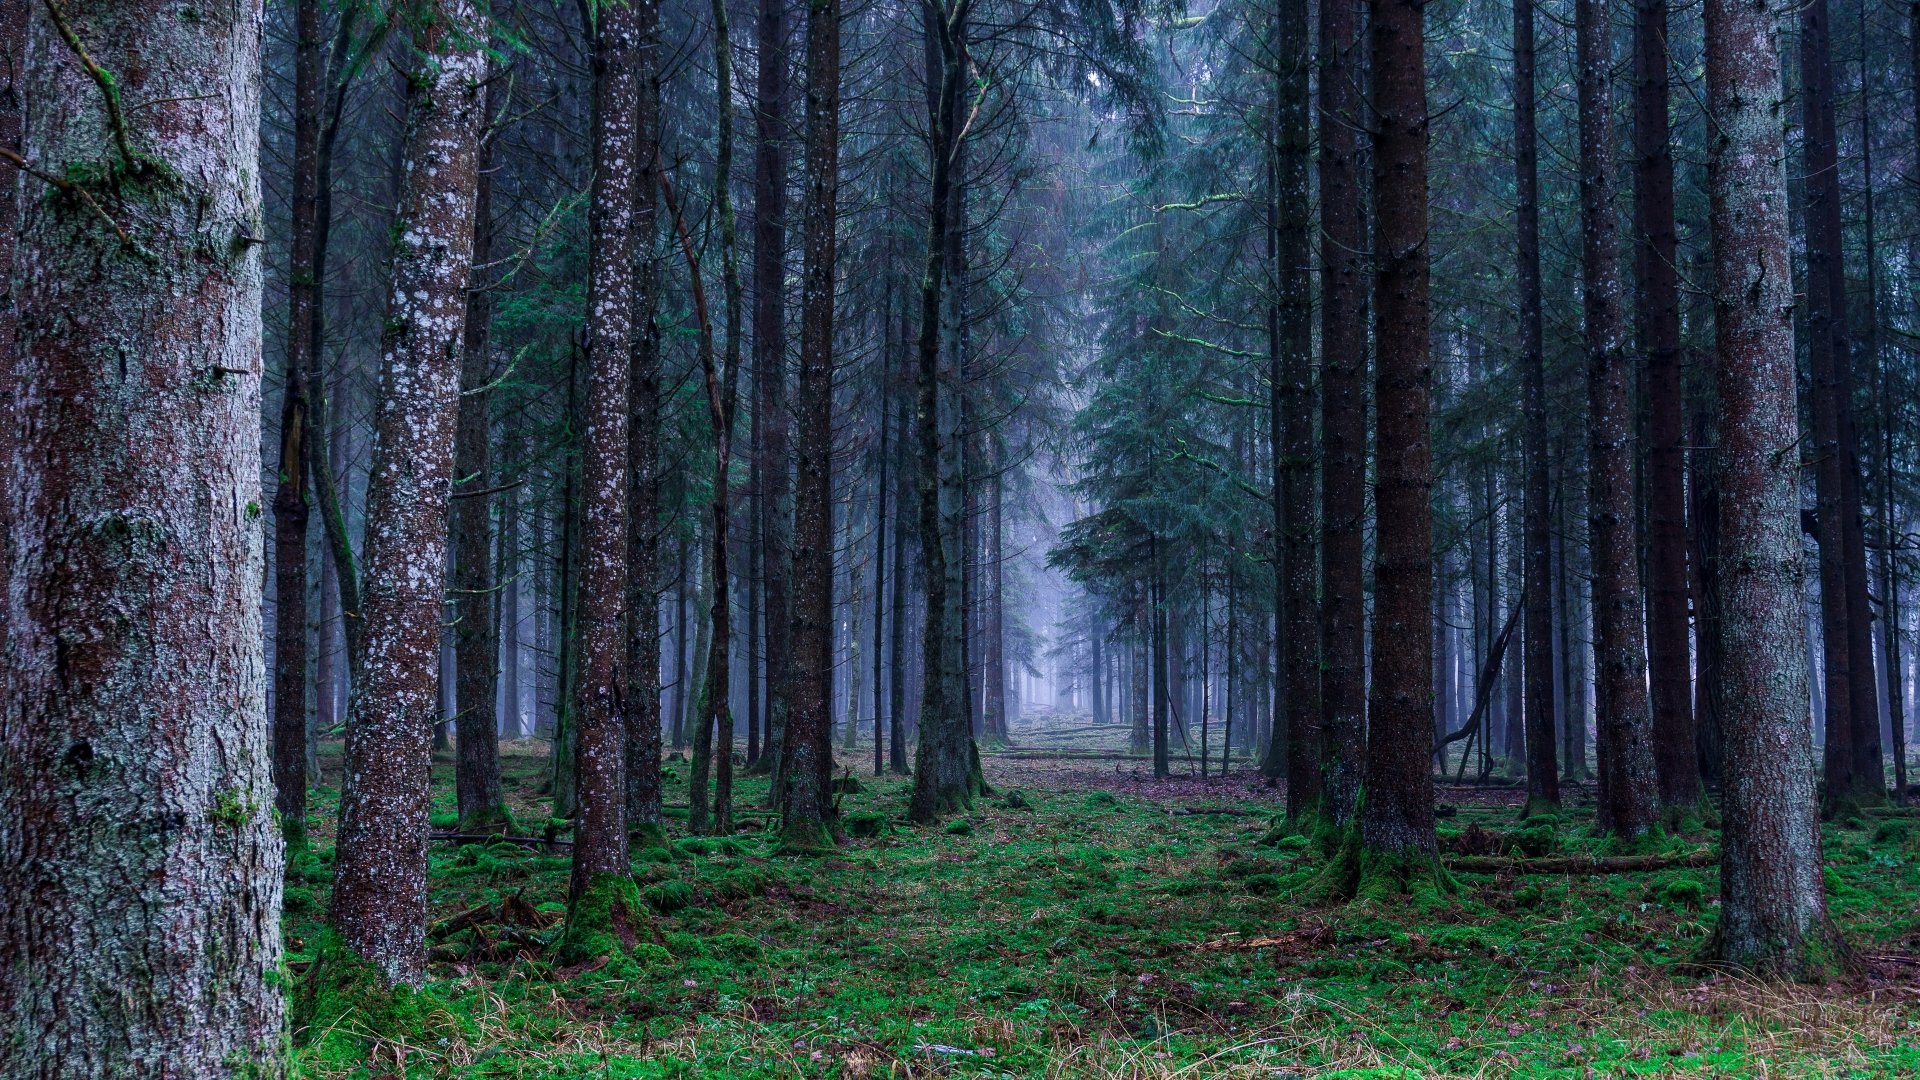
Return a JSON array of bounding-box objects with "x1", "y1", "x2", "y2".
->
[{"x1": 3, "y1": 0, "x2": 1920, "y2": 1070}]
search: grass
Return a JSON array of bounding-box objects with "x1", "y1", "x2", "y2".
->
[{"x1": 287, "y1": 736, "x2": 1920, "y2": 1078}]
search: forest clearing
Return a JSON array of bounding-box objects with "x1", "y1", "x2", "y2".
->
[{"x1": 287, "y1": 736, "x2": 1920, "y2": 1078}]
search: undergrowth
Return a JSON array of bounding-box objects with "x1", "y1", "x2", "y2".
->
[{"x1": 286, "y1": 743, "x2": 1920, "y2": 1078}]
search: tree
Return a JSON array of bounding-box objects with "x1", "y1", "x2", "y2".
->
[
  {"x1": 562, "y1": 0, "x2": 645, "y2": 953},
  {"x1": 271, "y1": 0, "x2": 324, "y2": 852},
  {"x1": 1274, "y1": 0, "x2": 1320, "y2": 822},
  {"x1": 624, "y1": 0, "x2": 666, "y2": 832},
  {"x1": 0, "y1": 0, "x2": 286, "y2": 1068},
  {"x1": 453, "y1": 78, "x2": 507, "y2": 833},
  {"x1": 1514, "y1": 0, "x2": 1557, "y2": 815},
  {"x1": 752, "y1": 0, "x2": 795, "y2": 785},
  {"x1": 1702, "y1": 0, "x2": 1845, "y2": 975},
  {"x1": 1576, "y1": 0, "x2": 1658, "y2": 838},
  {"x1": 1317, "y1": 0, "x2": 1368, "y2": 830},
  {"x1": 330, "y1": 0, "x2": 489, "y2": 986},
  {"x1": 781, "y1": 0, "x2": 843, "y2": 850},
  {"x1": 1632, "y1": 0, "x2": 1696, "y2": 813},
  {"x1": 1347, "y1": 0, "x2": 1443, "y2": 896}
]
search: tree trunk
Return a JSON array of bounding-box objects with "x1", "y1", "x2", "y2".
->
[
  {"x1": 1275, "y1": 0, "x2": 1318, "y2": 818},
  {"x1": 565, "y1": 0, "x2": 646, "y2": 931},
  {"x1": 272, "y1": 0, "x2": 323, "y2": 851},
  {"x1": 889, "y1": 358, "x2": 914, "y2": 774},
  {"x1": 453, "y1": 86, "x2": 506, "y2": 833},
  {"x1": 983, "y1": 439, "x2": 1009, "y2": 745},
  {"x1": 624, "y1": 35, "x2": 665, "y2": 824},
  {"x1": 1703, "y1": 0, "x2": 1845, "y2": 973},
  {"x1": 909, "y1": 0, "x2": 986, "y2": 823},
  {"x1": 1355, "y1": 0, "x2": 1441, "y2": 887},
  {"x1": 331, "y1": 0, "x2": 488, "y2": 987},
  {"x1": 781, "y1": 0, "x2": 842, "y2": 850},
  {"x1": 1632, "y1": 0, "x2": 1695, "y2": 812},
  {"x1": 1, "y1": 0, "x2": 286, "y2": 1065},
  {"x1": 1578, "y1": 0, "x2": 1659, "y2": 837},
  {"x1": 1318, "y1": 0, "x2": 1368, "y2": 829},
  {"x1": 753, "y1": 0, "x2": 795, "y2": 783}
]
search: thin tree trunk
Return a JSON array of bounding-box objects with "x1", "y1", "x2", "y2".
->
[
  {"x1": 1703, "y1": 0, "x2": 1844, "y2": 973},
  {"x1": 1578, "y1": 0, "x2": 1659, "y2": 836},
  {"x1": 781, "y1": 0, "x2": 842, "y2": 849},
  {"x1": 453, "y1": 85, "x2": 506, "y2": 831},
  {"x1": 564, "y1": 0, "x2": 644, "y2": 940},
  {"x1": 1516, "y1": 0, "x2": 1555, "y2": 807},
  {"x1": 1, "y1": 0, "x2": 285, "y2": 1064},
  {"x1": 272, "y1": 0, "x2": 324, "y2": 850},
  {"x1": 330, "y1": 0, "x2": 488, "y2": 987},
  {"x1": 1318, "y1": 0, "x2": 1368, "y2": 829},
  {"x1": 753, "y1": 0, "x2": 795, "y2": 784}
]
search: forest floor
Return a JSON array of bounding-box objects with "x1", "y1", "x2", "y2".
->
[{"x1": 289, "y1": 724, "x2": 1920, "y2": 1078}]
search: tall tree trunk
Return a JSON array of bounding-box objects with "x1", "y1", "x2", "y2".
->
[
  {"x1": 453, "y1": 87, "x2": 506, "y2": 832},
  {"x1": 889, "y1": 345, "x2": 915, "y2": 773},
  {"x1": 1352, "y1": 0, "x2": 1441, "y2": 890},
  {"x1": 1, "y1": 0, "x2": 285, "y2": 1065},
  {"x1": 982, "y1": 439, "x2": 1008, "y2": 745},
  {"x1": 1275, "y1": 0, "x2": 1319, "y2": 819},
  {"x1": 1578, "y1": 0, "x2": 1659, "y2": 837},
  {"x1": 330, "y1": 0, "x2": 488, "y2": 987},
  {"x1": 909, "y1": 0, "x2": 986, "y2": 823},
  {"x1": 1152, "y1": 567, "x2": 1172, "y2": 778},
  {"x1": 1317, "y1": 0, "x2": 1368, "y2": 829},
  {"x1": 1703, "y1": 0, "x2": 1844, "y2": 974},
  {"x1": 272, "y1": 0, "x2": 324, "y2": 851},
  {"x1": 1690, "y1": 404, "x2": 1725, "y2": 787},
  {"x1": 781, "y1": 0, "x2": 842, "y2": 849},
  {"x1": 873, "y1": 361, "x2": 892, "y2": 774},
  {"x1": 563, "y1": 0, "x2": 645, "y2": 943},
  {"x1": 1633, "y1": 0, "x2": 1696, "y2": 812},
  {"x1": 753, "y1": 0, "x2": 795, "y2": 783}
]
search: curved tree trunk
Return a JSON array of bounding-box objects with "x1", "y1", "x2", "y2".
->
[
  {"x1": 1, "y1": 0, "x2": 286, "y2": 1068},
  {"x1": 330, "y1": 0, "x2": 489, "y2": 987}
]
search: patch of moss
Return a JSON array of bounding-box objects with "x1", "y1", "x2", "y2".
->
[
  {"x1": 843, "y1": 810, "x2": 889, "y2": 838},
  {"x1": 292, "y1": 930, "x2": 455, "y2": 1050},
  {"x1": 554, "y1": 873, "x2": 650, "y2": 969},
  {"x1": 643, "y1": 880, "x2": 696, "y2": 914}
]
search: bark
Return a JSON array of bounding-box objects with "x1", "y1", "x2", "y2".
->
[
  {"x1": 569, "y1": 0, "x2": 646, "y2": 905},
  {"x1": 888, "y1": 355, "x2": 913, "y2": 773},
  {"x1": 782, "y1": 0, "x2": 842, "y2": 849},
  {"x1": 331, "y1": 0, "x2": 488, "y2": 988},
  {"x1": 752, "y1": 0, "x2": 795, "y2": 784},
  {"x1": 1801, "y1": 0, "x2": 1883, "y2": 802},
  {"x1": 909, "y1": 0, "x2": 987, "y2": 823},
  {"x1": 1317, "y1": 0, "x2": 1368, "y2": 828},
  {"x1": 873, "y1": 363, "x2": 892, "y2": 775},
  {"x1": 0, "y1": 0, "x2": 285, "y2": 1067},
  {"x1": 1632, "y1": 0, "x2": 1696, "y2": 810},
  {"x1": 1577, "y1": 0, "x2": 1659, "y2": 837},
  {"x1": 1703, "y1": 0, "x2": 1844, "y2": 974},
  {"x1": 622, "y1": 0, "x2": 663, "y2": 826},
  {"x1": 1357, "y1": 0, "x2": 1440, "y2": 873},
  {"x1": 1276, "y1": 0, "x2": 1319, "y2": 819},
  {"x1": 982, "y1": 439, "x2": 1008, "y2": 745},
  {"x1": 689, "y1": 6, "x2": 745, "y2": 835},
  {"x1": 453, "y1": 84, "x2": 506, "y2": 832},
  {"x1": 272, "y1": 0, "x2": 324, "y2": 849}
]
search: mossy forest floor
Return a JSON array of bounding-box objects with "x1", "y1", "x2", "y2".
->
[{"x1": 289, "y1": 725, "x2": 1920, "y2": 1078}]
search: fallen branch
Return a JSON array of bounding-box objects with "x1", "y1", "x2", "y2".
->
[
  {"x1": 1445, "y1": 848, "x2": 1716, "y2": 875},
  {"x1": 428, "y1": 832, "x2": 570, "y2": 848}
]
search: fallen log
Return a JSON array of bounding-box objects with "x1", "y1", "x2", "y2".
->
[
  {"x1": 429, "y1": 832, "x2": 571, "y2": 848},
  {"x1": 1444, "y1": 848, "x2": 1716, "y2": 875}
]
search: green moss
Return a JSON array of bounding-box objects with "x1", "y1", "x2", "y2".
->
[
  {"x1": 554, "y1": 873, "x2": 651, "y2": 969},
  {"x1": 777, "y1": 815, "x2": 836, "y2": 855},
  {"x1": 643, "y1": 880, "x2": 696, "y2": 914},
  {"x1": 293, "y1": 931, "x2": 455, "y2": 1050},
  {"x1": 944, "y1": 818, "x2": 975, "y2": 836},
  {"x1": 630, "y1": 821, "x2": 672, "y2": 851},
  {"x1": 843, "y1": 810, "x2": 889, "y2": 838}
]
